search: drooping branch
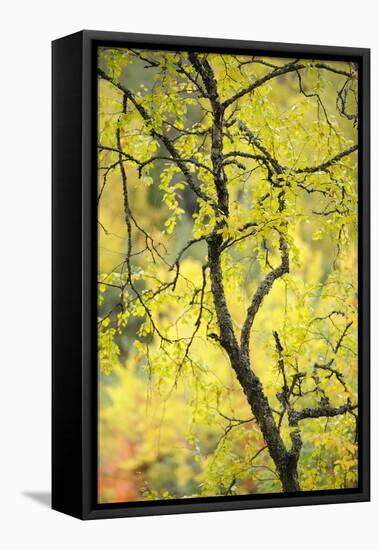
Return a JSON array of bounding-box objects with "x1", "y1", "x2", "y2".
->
[
  {"x1": 98, "y1": 67, "x2": 217, "y2": 208},
  {"x1": 114, "y1": 96, "x2": 174, "y2": 343}
]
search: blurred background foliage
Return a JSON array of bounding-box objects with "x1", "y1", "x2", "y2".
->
[{"x1": 97, "y1": 48, "x2": 358, "y2": 503}]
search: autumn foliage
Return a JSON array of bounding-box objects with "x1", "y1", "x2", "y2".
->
[{"x1": 97, "y1": 48, "x2": 358, "y2": 502}]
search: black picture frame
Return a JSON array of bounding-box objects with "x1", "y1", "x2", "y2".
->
[{"x1": 52, "y1": 30, "x2": 370, "y2": 520}]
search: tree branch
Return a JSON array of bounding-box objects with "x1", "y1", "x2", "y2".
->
[
  {"x1": 289, "y1": 400, "x2": 357, "y2": 423},
  {"x1": 240, "y1": 232, "x2": 289, "y2": 357},
  {"x1": 98, "y1": 67, "x2": 216, "y2": 208}
]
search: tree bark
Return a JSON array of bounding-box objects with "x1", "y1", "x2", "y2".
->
[
  {"x1": 192, "y1": 49, "x2": 302, "y2": 493},
  {"x1": 207, "y1": 236, "x2": 301, "y2": 492}
]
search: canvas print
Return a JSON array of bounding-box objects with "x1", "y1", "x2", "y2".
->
[{"x1": 97, "y1": 47, "x2": 359, "y2": 504}]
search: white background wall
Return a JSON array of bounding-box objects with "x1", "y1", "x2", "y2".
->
[{"x1": 0, "y1": 1, "x2": 376, "y2": 547}]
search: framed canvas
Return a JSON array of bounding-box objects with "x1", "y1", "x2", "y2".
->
[{"x1": 52, "y1": 30, "x2": 370, "y2": 520}]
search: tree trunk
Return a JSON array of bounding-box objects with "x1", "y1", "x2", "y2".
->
[
  {"x1": 197, "y1": 50, "x2": 302, "y2": 493},
  {"x1": 233, "y1": 354, "x2": 301, "y2": 493},
  {"x1": 207, "y1": 236, "x2": 301, "y2": 493},
  {"x1": 279, "y1": 456, "x2": 301, "y2": 492}
]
